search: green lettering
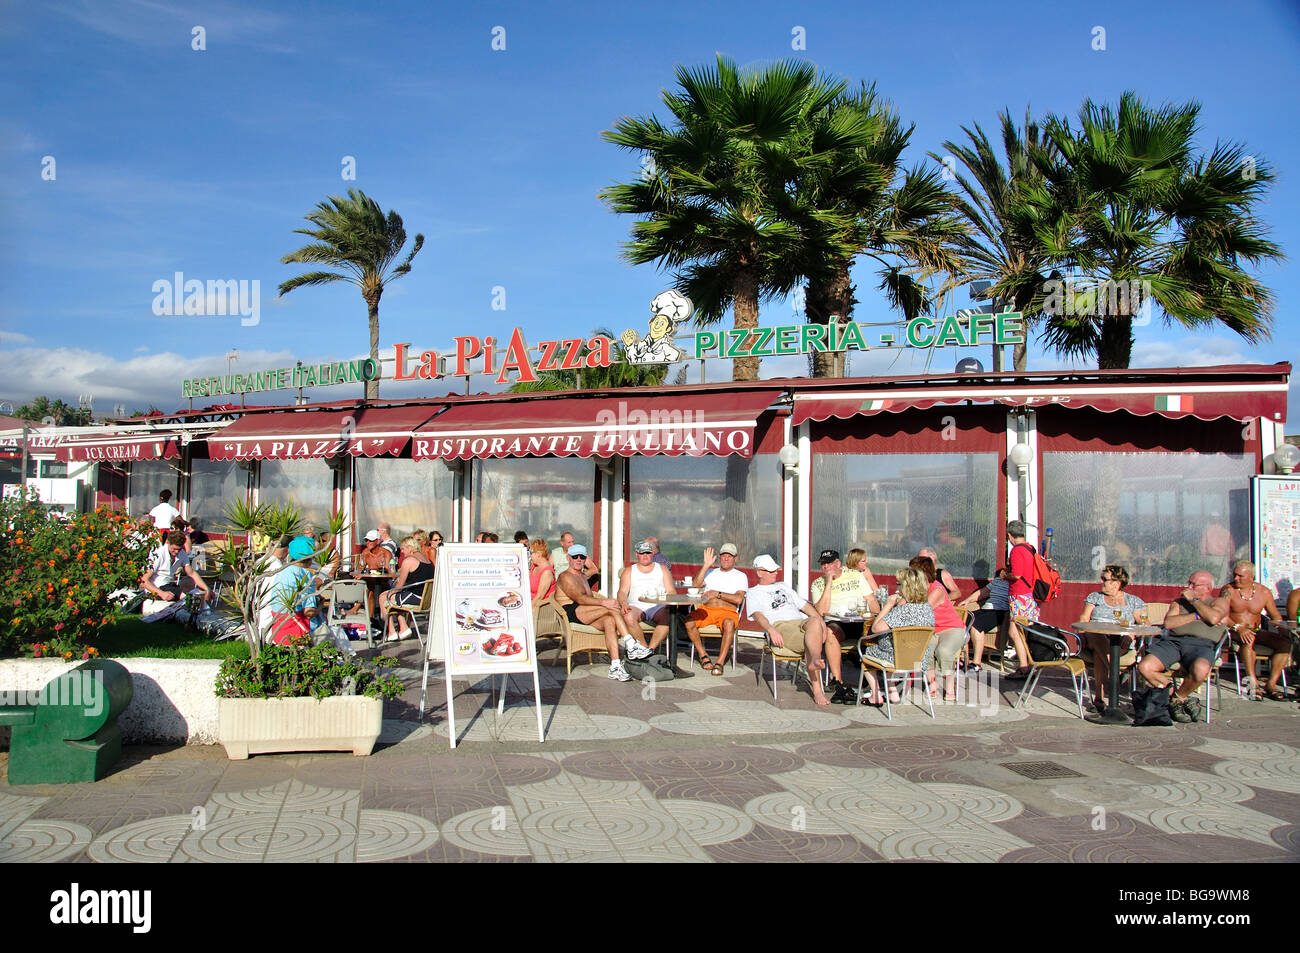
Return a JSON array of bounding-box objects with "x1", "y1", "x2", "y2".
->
[
  {"x1": 750, "y1": 327, "x2": 774, "y2": 357},
  {"x1": 693, "y1": 332, "x2": 718, "y2": 357},
  {"x1": 800, "y1": 324, "x2": 827, "y2": 352},
  {"x1": 906, "y1": 317, "x2": 935, "y2": 348},
  {"x1": 774, "y1": 325, "x2": 799, "y2": 355},
  {"x1": 996, "y1": 311, "x2": 1025, "y2": 345},
  {"x1": 276, "y1": 368, "x2": 288, "y2": 389},
  {"x1": 361, "y1": 358, "x2": 380, "y2": 380},
  {"x1": 304, "y1": 366, "x2": 318, "y2": 387},
  {"x1": 182, "y1": 380, "x2": 192, "y2": 398},
  {"x1": 934, "y1": 315, "x2": 969, "y2": 347},
  {"x1": 838, "y1": 322, "x2": 868, "y2": 351},
  {"x1": 971, "y1": 314, "x2": 996, "y2": 345}
]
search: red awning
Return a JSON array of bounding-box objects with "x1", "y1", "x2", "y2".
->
[
  {"x1": 411, "y1": 391, "x2": 781, "y2": 460},
  {"x1": 793, "y1": 381, "x2": 1289, "y2": 426},
  {"x1": 208, "y1": 406, "x2": 440, "y2": 461},
  {"x1": 54, "y1": 434, "x2": 182, "y2": 463}
]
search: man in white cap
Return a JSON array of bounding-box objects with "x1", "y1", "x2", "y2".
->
[
  {"x1": 557, "y1": 543, "x2": 649, "y2": 681},
  {"x1": 747, "y1": 554, "x2": 847, "y2": 706},
  {"x1": 358, "y1": 529, "x2": 392, "y2": 573},
  {"x1": 617, "y1": 539, "x2": 676, "y2": 653},
  {"x1": 684, "y1": 544, "x2": 748, "y2": 675}
]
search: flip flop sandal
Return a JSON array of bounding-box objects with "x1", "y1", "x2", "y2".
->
[
  {"x1": 709, "y1": 662, "x2": 724, "y2": 676},
  {"x1": 1265, "y1": 689, "x2": 1287, "y2": 702},
  {"x1": 698, "y1": 656, "x2": 713, "y2": 671}
]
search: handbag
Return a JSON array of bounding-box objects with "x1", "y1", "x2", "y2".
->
[
  {"x1": 269, "y1": 610, "x2": 312, "y2": 646},
  {"x1": 1131, "y1": 681, "x2": 1173, "y2": 727}
]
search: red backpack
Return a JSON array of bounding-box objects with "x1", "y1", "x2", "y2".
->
[{"x1": 1014, "y1": 544, "x2": 1062, "y2": 604}]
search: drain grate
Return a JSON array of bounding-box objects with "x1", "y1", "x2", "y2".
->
[{"x1": 1000, "y1": 760, "x2": 1084, "y2": 780}]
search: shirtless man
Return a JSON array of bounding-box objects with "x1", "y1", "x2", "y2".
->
[
  {"x1": 557, "y1": 544, "x2": 649, "y2": 681},
  {"x1": 1220, "y1": 560, "x2": 1289, "y2": 700}
]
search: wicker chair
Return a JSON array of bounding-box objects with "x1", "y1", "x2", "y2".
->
[
  {"x1": 534, "y1": 597, "x2": 610, "y2": 673},
  {"x1": 858, "y1": 625, "x2": 936, "y2": 720}
]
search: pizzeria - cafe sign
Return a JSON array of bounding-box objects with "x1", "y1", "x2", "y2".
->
[{"x1": 180, "y1": 311, "x2": 1025, "y2": 396}]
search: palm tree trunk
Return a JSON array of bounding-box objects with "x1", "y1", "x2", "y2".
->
[
  {"x1": 806, "y1": 261, "x2": 855, "y2": 378},
  {"x1": 732, "y1": 269, "x2": 760, "y2": 382},
  {"x1": 1097, "y1": 315, "x2": 1133, "y2": 370},
  {"x1": 366, "y1": 300, "x2": 381, "y2": 398}
]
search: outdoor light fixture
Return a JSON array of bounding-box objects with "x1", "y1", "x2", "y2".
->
[
  {"x1": 1274, "y1": 442, "x2": 1300, "y2": 474},
  {"x1": 442, "y1": 458, "x2": 464, "y2": 475},
  {"x1": 1009, "y1": 439, "x2": 1034, "y2": 519},
  {"x1": 594, "y1": 456, "x2": 615, "y2": 476},
  {"x1": 325, "y1": 455, "x2": 348, "y2": 473},
  {"x1": 778, "y1": 443, "x2": 800, "y2": 474},
  {"x1": 955, "y1": 357, "x2": 984, "y2": 374}
]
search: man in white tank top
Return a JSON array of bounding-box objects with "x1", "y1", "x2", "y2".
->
[{"x1": 617, "y1": 539, "x2": 676, "y2": 652}]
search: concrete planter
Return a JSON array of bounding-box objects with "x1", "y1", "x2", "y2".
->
[{"x1": 217, "y1": 696, "x2": 383, "y2": 759}]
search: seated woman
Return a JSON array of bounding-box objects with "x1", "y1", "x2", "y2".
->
[
  {"x1": 844, "y1": 548, "x2": 884, "y2": 613},
  {"x1": 379, "y1": 536, "x2": 436, "y2": 643},
  {"x1": 529, "y1": 538, "x2": 556, "y2": 602},
  {"x1": 1079, "y1": 563, "x2": 1146, "y2": 712},
  {"x1": 911, "y1": 555, "x2": 967, "y2": 702},
  {"x1": 957, "y1": 567, "x2": 1012, "y2": 672},
  {"x1": 863, "y1": 567, "x2": 936, "y2": 706},
  {"x1": 267, "y1": 536, "x2": 320, "y2": 645}
]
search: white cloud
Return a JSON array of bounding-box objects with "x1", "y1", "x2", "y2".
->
[{"x1": 0, "y1": 330, "x2": 33, "y2": 345}]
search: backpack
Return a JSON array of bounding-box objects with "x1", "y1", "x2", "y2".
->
[
  {"x1": 1022, "y1": 621, "x2": 1081, "y2": 662},
  {"x1": 624, "y1": 655, "x2": 675, "y2": 682},
  {"x1": 1131, "y1": 682, "x2": 1174, "y2": 727},
  {"x1": 1015, "y1": 543, "x2": 1062, "y2": 604}
]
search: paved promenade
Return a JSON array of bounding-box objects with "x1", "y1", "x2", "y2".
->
[{"x1": 3, "y1": 642, "x2": 1298, "y2": 863}]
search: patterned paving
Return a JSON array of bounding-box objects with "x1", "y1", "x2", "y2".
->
[{"x1": 1, "y1": 647, "x2": 1298, "y2": 863}]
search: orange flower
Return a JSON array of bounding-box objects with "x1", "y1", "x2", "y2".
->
[{"x1": 61, "y1": 577, "x2": 68, "y2": 584}]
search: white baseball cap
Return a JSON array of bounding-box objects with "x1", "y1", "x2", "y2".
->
[
  {"x1": 364, "y1": 530, "x2": 380, "y2": 541},
  {"x1": 753, "y1": 554, "x2": 780, "y2": 572}
]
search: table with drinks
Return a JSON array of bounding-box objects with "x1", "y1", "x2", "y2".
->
[
  {"x1": 643, "y1": 591, "x2": 702, "y2": 677},
  {"x1": 1074, "y1": 607, "x2": 1163, "y2": 725}
]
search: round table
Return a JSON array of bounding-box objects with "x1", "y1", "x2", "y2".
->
[
  {"x1": 643, "y1": 594, "x2": 702, "y2": 677},
  {"x1": 1073, "y1": 620, "x2": 1163, "y2": 725}
]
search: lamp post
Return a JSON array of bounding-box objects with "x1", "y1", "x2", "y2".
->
[{"x1": 969, "y1": 280, "x2": 1001, "y2": 372}]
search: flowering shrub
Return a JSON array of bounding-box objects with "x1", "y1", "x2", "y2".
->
[
  {"x1": 0, "y1": 493, "x2": 144, "y2": 658},
  {"x1": 214, "y1": 634, "x2": 402, "y2": 700}
]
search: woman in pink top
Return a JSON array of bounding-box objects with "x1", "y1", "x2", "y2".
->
[
  {"x1": 911, "y1": 556, "x2": 967, "y2": 702},
  {"x1": 529, "y1": 538, "x2": 556, "y2": 602}
]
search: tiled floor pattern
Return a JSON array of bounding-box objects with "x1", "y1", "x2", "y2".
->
[{"x1": 2, "y1": 648, "x2": 1298, "y2": 862}]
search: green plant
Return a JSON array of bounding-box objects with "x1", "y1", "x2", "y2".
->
[
  {"x1": 214, "y1": 634, "x2": 402, "y2": 700},
  {"x1": 217, "y1": 500, "x2": 348, "y2": 659},
  {"x1": 1, "y1": 491, "x2": 142, "y2": 658}
]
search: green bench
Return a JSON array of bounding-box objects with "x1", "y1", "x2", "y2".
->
[{"x1": 0, "y1": 658, "x2": 134, "y2": 785}]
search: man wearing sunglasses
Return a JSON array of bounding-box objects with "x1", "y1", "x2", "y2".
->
[{"x1": 557, "y1": 544, "x2": 649, "y2": 681}]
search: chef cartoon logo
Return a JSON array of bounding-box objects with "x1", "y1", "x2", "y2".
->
[{"x1": 622, "y1": 289, "x2": 693, "y2": 365}]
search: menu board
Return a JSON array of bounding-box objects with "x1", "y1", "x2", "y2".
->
[
  {"x1": 420, "y1": 543, "x2": 544, "y2": 748},
  {"x1": 1251, "y1": 475, "x2": 1300, "y2": 602}
]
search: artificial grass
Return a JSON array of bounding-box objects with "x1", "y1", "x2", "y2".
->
[{"x1": 88, "y1": 613, "x2": 252, "y2": 660}]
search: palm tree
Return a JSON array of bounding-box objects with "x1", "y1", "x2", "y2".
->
[
  {"x1": 797, "y1": 85, "x2": 968, "y2": 377},
  {"x1": 278, "y1": 189, "x2": 424, "y2": 398},
  {"x1": 506, "y1": 328, "x2": 669, "y2": 393},
  {"x1": 601, "y1": 55, "x2": 857, "y2": 381},
  {"x1": 935, "y1": 109, "x2": 1061, "y2": 371},
  {"x1": 1035, "y1": 93, "x2": 1281, "y2": 369}
]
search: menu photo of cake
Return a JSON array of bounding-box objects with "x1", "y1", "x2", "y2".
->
[
  {"x1": 455, "y1": 598, "x2": 508, "y2": 634},
  {"x1": 481, "y1": 626, "x2": 528, "y2": 661}
]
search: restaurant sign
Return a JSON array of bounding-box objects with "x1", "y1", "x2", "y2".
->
[{"x1": 182, "y1": 358, "x2": 380, "y2": 399}]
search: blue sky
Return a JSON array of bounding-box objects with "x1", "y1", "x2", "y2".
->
[{"x1": 0, "y1": 0, "x2": 1297, "y2": 416}]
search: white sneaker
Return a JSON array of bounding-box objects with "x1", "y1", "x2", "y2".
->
[
  {"x1": 622, "y1": 636, "x2": 651, "y2": 661},
  {"x1": 608, "y1": 660, "x2": 632, "y2": 681}
]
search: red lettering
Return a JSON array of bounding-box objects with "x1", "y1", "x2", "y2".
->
[
  {"x1": 417, "y1": 350, "x2": 440, "y2": 379},
  {"x1": 496, "y1": 328, "x2": 537, "y2": 384},
  {"x1": 453, "y1": 337, "x2": 482, "y2": 376},
  {"x1": 393, "y1": 342, "x2": 419, "y2": 381},
  {"x1": 482, "y1": 336, "x2": 497, "y2": 375},
  {"x1": 559, "y1": 339, "x2": 583, "y2": 370},
  {"x1": 537, "y1": 340, "x2": 560, "y2": 371},
  {"x1": 585, "y1": 335, "x2": 614, "y2": 368}
]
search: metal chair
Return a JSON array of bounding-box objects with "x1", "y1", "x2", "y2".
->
[
  {"x1": 321, "y1": 579, "x2": 373, "y2": 647},
  {"x1": 383, "y1": 580, "x2": 434, "y2": 652},
  {"x1": 858, "y1": 625, "x2": 936, "y2": 720},
  {"x1": 1168, "y1": 632, "x2": 1230, "y2": 723},
  {"x1": 688, "y1": 598, "x2": 743, "y2": 674}
]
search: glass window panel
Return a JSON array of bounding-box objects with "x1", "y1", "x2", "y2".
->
[
  {"x1": 1042, "y1": 451, "x2": 1253, "y2": 586},
  {"x1": 472, "y1": 458, "x2": 594, "y2": 546},
  {"x1": 128, "y1": 460, "x2": 179, "y2": 517},
  {"x1": 629, "y1": 454, "x2": 781, "y2": 565},
  {"x1": 259, "y1": 459, "x2": 334, "y2": 528},
  {"x1": 39, "y1": 460, "x2": 68, "y2": 478},
  {"x1": 187, "y1": 459, "x2": 245, "y2": 529},
  {"x1": 811, "y1": 452, "x2": 998, "y2": 579},
  {"x1": 354, "y1": 458, "x2": 455, "y2": 541}
]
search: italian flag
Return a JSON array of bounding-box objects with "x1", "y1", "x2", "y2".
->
[
  {"x1": 1155, "y1": 394, "x2": 1193, "y2": 412},
  {"x1": 861, "y1": 398, "x2": 893, "y2": 412}
]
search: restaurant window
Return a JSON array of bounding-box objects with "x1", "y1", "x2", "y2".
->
[
  {"x1": 39, "y1": 460, "x2": 69, "y2": 479},
  {"x1": 188, "y1": 459, "x2": 246, "y2": 528},
  {"x1": 811, "y1": 452, "x2": 999, "y2": 579},
  {"x1": 354, "y1": 458, "x2": 455, "y2": 540},
  {"x1": 471, "y1": 457, "x2": 594, "y2": 546},
  {"x1": 259, "y1": 459, "x2": 334, "y2": 528},
  {"x1": 628, "y1": 454, "x2": 781, "y2": 565},
  {"x1": 128, "y1": 460, "x2": 179, "y2": 517},
  {"x1": 1042, "y1": 451, "x2": 1252, "y2": 587}
]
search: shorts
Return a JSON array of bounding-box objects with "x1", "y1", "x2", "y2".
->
[
  {"x1": 392, "y1": 589, "x2": 423, "y2": 608},
  {"x1": 970, "y1": 608, "x2": 1007, "y2": 633},
  {"x1": 628, "y1": 602, "x2": 668, "y2": 625},
  {"x1": 1234, "y1": 626, "x2": 1294, "y2": 655},
  {"x1": 771, "y1": 619, "x2": 808, "y2": 654},
  {"x1": 1009, "y1": 593, "x2": 1039, "y2": 623},
  {"x1": 688, "y1": 605, "x2": 739, "y2": 630},
  {"x1": 563, "y1": 602, "x2": 582, "y2": 626},
  {"x1": 1146, "y1": 634, "x2": 1217, "y2": 671}
]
